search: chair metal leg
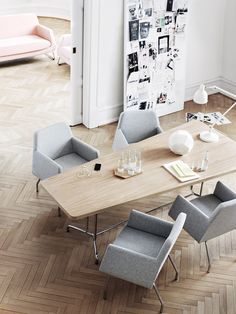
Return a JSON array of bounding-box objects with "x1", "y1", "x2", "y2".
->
[
  {"x1": 57, "y1": 57, "x2": 62, "y2": 65},
  {"x1": 67, "y1": 215, "x2": 99, "y2": 264},
  {"x1": 190, "y1": 182, "x2": 204, "y2": 197},
  {"x1": 103, "y1": 276, "x2": 111, "y2": 300},
  {"x1": 36, "y1": 179, "x2": 40, "y2": 193},
  {"x1": 93, "y1": 214, "x2": 99, "y2": 264},
  {"x1": 58, "y1": 207, "x2": 61, "y2": 217},
  {"x1": 199, "y1": 182, "x2": 204, "y2": 196},
  {"x1": 168, "y1": 255, "x2": 179, "y2": 281},
  {"x1": 153, "y1": 283, "x2": 164, "y2": 314},
  {"x1": 86, "y1": 217, "x2": 89, "y2": 233},
  {"x1": 204, "y1": 241, "x2": 211, "y2": 273}
]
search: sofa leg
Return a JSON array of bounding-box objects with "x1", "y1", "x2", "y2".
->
[
  {"x1": 57, "y1": 57, "x2": 62, "y2": 65},
  {"x1": 153, "y1": 284, "x2": 164, "y2": 313},
  {"x1": 36, "y1": 179, "x2": 40, "y2": 193},
  {"x1": 46, "y1": 52, "x2": 55, "y2": 61}
]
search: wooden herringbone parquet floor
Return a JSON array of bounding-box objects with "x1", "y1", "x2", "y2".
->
[{"x1": 1, "y1": 17, "x2": 236, "y2": 314}]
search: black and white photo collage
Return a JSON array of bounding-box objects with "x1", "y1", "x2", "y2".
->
[{"x1": 126, "y1": 0, "x2": 188, "y2": 111}]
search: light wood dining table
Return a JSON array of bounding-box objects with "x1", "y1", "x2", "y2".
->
[{"x1": 41, "y1": 120, "x2": 236, "y2": 263}]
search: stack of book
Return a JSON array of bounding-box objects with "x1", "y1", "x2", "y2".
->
[{"x1": 163, "y1": 160, "x2": 200, "y2": 182}]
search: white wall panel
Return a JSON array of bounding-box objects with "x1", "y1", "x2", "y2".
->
[{"x1": 0, "y1": 0, "x2": 71, "y2": 20}]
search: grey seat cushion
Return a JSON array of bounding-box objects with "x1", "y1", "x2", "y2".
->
[
  {"x1": 114, "y1": 226, "x2": 166, "y2": 258},
  {"x1": 55, "y1": 153, "x2": 88, "y2": 171},
  {"x1": 191, "y1": 194, "x2": 221, "y2": 217}
]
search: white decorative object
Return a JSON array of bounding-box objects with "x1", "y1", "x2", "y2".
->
[
  {"x1": 169, "y1": 130, "x2": 194, "y2": 155},
  {"x1": 193, "y1": 84, "x2": 208, "y2": 105},
  {"x1": 193, "y1": 85, "x2": 236, "y2": 143}
]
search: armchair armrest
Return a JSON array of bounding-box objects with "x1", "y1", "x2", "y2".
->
[
  {"x1": 112, "y1": 129, "x2": 129, "y2": 151},
  {"x1": 72, "y1": 137, "x2": 100, "y2": 161},
  {"x1": 32, "y1": 150, "x2": 62, "y2": 180},
  {"x1": 169, "y1": 195, "x2": 209, "y2": 242},
  {"x1": 36, "y1": 24, "x2": 56, "y2": 48},
  {"x1": 100, "y1": 244, "x2": 157, "y2": 289},
  {"x1": 156, "y1": 126, "x2": 163, "y2": 134},
  {"x1": 58, "y1": 34, "x2": 71, "y2": 47},
  {"x1": 127, "y1": 210, "x2": 173, "y2": 237},
  {"x1": 214, "y1": 181, "x2": 236, "y2": 202}
]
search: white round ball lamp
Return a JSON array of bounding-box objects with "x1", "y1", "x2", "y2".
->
[{"x1": 169, "y1": 130, "x2": 194, "y2": 155}]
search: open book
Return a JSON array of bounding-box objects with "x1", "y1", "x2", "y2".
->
[{"x1": 163, "y1": 160, "x2": 200, "y2": 182}]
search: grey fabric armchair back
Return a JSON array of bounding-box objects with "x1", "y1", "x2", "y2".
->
[
  {"x1": 112, "y1": 110, "x2": 162, "y2": 151},
  {"x1": 100, "y1": 210, "x2": 186, "y2": 313},
  {"x1": 32, "y1": 122, "x2": 100, "y2": 197},
  {"x1": 169, "y1": 181, "x2": 236, "y2": 272},
  {"x1": 203, "y1": 201, "x2": 236, "y2": 242},
  {"x1": 33, "y1": 122, "x2": 73, "y2": 160}
]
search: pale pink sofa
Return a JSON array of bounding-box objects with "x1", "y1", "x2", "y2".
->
[
  {"x1": 57, "y1": 34, "x2": 71, "y2": 65},
  {"x1": 0, "y1": 13, "x2": 56, "y2": 62}
]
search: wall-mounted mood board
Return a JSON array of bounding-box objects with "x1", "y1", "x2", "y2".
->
[{"x1": 124, "y1": 0, "x2": 189, "y2": 116}]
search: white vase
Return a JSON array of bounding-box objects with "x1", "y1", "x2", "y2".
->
[{"x1": 169, "y1": 130, "x2": 194, "y2": 155}]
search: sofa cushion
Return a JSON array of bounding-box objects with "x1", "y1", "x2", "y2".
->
[
  {"x1": 55, "y1": 153, "x2": 88, "y2": 171},
  {"x1": 0, "y1": 35, "x2": 51, "y2": 57}
]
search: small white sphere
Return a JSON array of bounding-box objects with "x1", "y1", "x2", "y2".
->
[{"x1": 169, "y1": 130, "x2": 194, "y2": 155}]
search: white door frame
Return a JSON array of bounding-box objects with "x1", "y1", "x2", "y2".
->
[
  {"x1": 70, "y1": 0, "x2": 84, "y2": 126},
  {"x1": 82, "y1": 0, "x2": 101, "y2": 128}
]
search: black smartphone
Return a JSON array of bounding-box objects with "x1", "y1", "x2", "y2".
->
[{"x1": 94, "y1": 163, "x2": 101, "y2": 171}]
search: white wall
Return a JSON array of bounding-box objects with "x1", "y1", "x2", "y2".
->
[
  {"x1": 221, "y1": 0, "x2": 236, "y2": 93},
  {"x1": 0, "y1": 0, "x2": 71, "y2": 20},
  {"x1": 185, "y1": 0, "x2": 226, "y2": 99}
]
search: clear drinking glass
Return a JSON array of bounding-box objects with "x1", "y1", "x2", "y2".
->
[
  {"x1": 128, "y1": 150, "x2": 137, "y2": 171},
  {"x1": 117, "y1": 155, "x2": 124, "y2": 173},
  {"x1": 136, "y1": 151, "x2": 142, "y2": 173},
  {"x1": 78, "y1": 165, "x2": 91, "y2": 177}
]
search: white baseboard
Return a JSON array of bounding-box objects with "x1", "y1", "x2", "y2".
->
[{"x1": 219, "y1": 77, "x2": 236, "y2": 98}]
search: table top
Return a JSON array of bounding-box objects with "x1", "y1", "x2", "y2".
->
[{"x1": 41, "y1": 120, "x2": 236, "y2": 219}]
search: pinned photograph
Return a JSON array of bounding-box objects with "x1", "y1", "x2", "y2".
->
[
  {"x1": 129, "y1": 20, "x2": 139, "y2": 41},
  {"x1": 158, "y1": 35, "x2": 169, "y2": 54},
  {"x1": 127, "y1": 100, "x2": 139, "y2": 110},
  {"x1": 144, "y1": 8, "x2": 153, "y2": 17},
  {"x1": 157, "y1": 92, "x2": 167, "y2": 104},
  {"x1": 128, "y1": 4, "x2": 138, "y2": 20},
  {"x1": 173, "y1": 0, "x2": 188, "y2": 13},
  {"x1": 167, "y1": 58, "x2": 174, "y2": 70},
  {"x1": 166, "y1": 0, "x2": 174, "y2": 11},
  {"x1": 139, "y1": 40, "x2": 146, "y2": 50},
  {"x1": 173, "y1": 0, "x2": 188, "y2": 33},
  {"x1": 139, "y1": 101, "x2": 148, "y2": 110},
  {"x1": 140, "y1": 22, "x2": 151, "y2": 39},
  {"x1": 128, "y1": 52, "x2": 139, "y2": 75}
]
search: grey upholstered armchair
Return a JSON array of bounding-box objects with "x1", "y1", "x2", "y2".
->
[
  {"x1": 32, "y1": 122, "x2": 100, "y2": 193},
  {"x1": 100, "y1": 210, "x2": 186, "y2": 313},
  {"x1": 169, "y1": 181, "x2": 236, "y2": 272},
  {"x1": 112, "y1": 110, "x2": 163, "y2": 151}
]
